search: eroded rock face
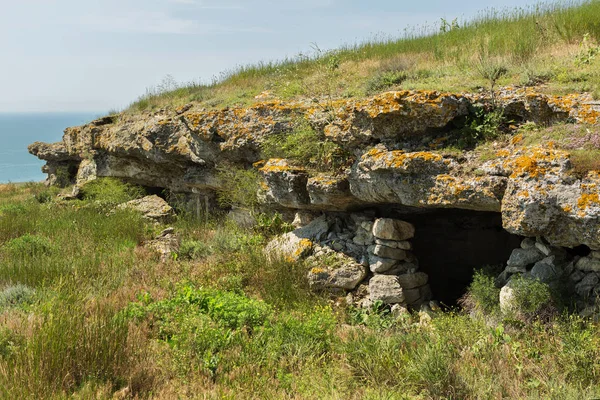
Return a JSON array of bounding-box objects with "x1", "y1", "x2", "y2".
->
[{"x1": 28, "y1": 89, "x2": 600, "y2": 253}]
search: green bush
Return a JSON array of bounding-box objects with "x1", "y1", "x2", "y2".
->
[
  {"x1": 3, "y1": 234, "x2": 54, "y2": 258},
  {"x1": 463, "y1": 269, "x2": 501, "y2": 315},
  {"x1": 0, "y1": 284, "x2": 36, "y2": 310},
  {"x1": 215, "y1": 166, "x2": 260, "y2": 209},
  {"x1": 177, "y1": 239, "x2": 212, "y2": 260},
  {"x1": 261, "y1": 120, "x2": 351, "y2": 171},
  {"x1": 452, "y1": 106, "x2": 505, "y2": 149},
  {"x1": 79, "y1": 178, "x2": 145, "y2": 206},
  {"x1": 509, "y1": 275, "x2": 554, "y2": 319},
  {"x1": 365, "y1": 70, "x2": 409, "y2": 94}
]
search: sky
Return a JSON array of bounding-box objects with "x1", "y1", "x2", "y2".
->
[{"x1": 0, "y1": 0, "x2": 544, "y2": 113}]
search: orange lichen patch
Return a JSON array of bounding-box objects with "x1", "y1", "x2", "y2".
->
[
  {"x1": 511, "y1": 134, "x2": 524, "y2": 145},
  {"x1": 158, "y1": 119, "x2": 172, "y2": 126},
  {"x1": 562, "y1": 204, "x2": 573, "y2": 213},
  {"x1": 308, "y1": 175, "x2": 341, "y2": 187},
  {"x1": 496, "y1": 149, "x2": 510, "y2": 157},
  {"x1": 506, "y1": 148, "x2": 568, "y2": 179},
  {"x1": 518, "y1": 190, "x2": 530, "y2": 198},
  {"x1": 310, "y1": 267, "x2": 325, "y2": 274},
  {"x1": 259, "y1": 159, "x2": 305, "y2": 174},
  {"x1": 548, "y1": 94, "x2": 600, "y2": 125},
  {"x1": 252, "y1": 160, "x2": 267, "y2": 169},
  {"x1": 577, "y1": 193, "x2": 600, "y2": 210},
  {"x1": 363, "y1": 148, "x2": 443, "y2": 169},
  {"x1": 434, "y1": 174, "x2": 469, "y2": 196},
  {"x1": 293, "y1": 238, "x2": 314, "y2": 258}
]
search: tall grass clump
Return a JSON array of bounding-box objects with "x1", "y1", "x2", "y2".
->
[
  {"x1": 0, "y1": 301, "x2": 148, "y2": 399},
  {"x1": 79, "y1": 177, "x2": 145, "y2": 207}
]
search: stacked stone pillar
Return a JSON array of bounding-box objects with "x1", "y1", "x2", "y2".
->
[{"x1": 358, "y1": 218, "x2": 432, "y2": 307}]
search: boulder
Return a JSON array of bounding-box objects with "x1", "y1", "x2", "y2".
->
[
  {"x1": 369, "y1": 275, "x2": 405, "y2": 304},
  {"x1": 375, "y1": 238, "x2": 412, "y2": 250},
  {"x1": 368, "y1": 256, "x2": 398, "y2": 273},
  {"x1": 117, "y1": 195, "x2": 175, "y2": 223},
  {"x1": 372, "y1": 218, "x2": 415, "y2": 241},
  {"x1": 353, "y1": 228, "x2": 374, "y2": 246},
  {"x1": 530, "y1": 256, "x2": 562, "y2": 282},
  {"x1": 506, "y1": 248, "x2": 544, "y2": 271},
  {"x1": 576, "y1": 257, "x2": 600, "y2": 272},
  {"x1": 265, "y1": 216, "x2": 330, "y2": 261},
  {"x1": 520, "y1": 238, "x2": 536, "y2": 249},
  {"x1": 308, "y1": 262, "x2": 367, "y2": 291},
  {"x1": 396, "y1": 272, "x2": 429, "y2": 290},
  {"x1": 144, "y1": 227, "x2": 179, "y2": 262},
  {"x1": 575, "y1": 273, "x2": 600, "y2": 298},
  {"x1": 371, "y1": 244, "x2": 407, "y2": 261}
]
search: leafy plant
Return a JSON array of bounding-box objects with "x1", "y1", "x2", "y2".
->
[{"x1": 461, "y1": 269, "x2": 501, "y2": 315}]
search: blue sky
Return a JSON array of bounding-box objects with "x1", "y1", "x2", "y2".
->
[{"x1": 1, "y1": 0, "x2": 543, "y2": 113}]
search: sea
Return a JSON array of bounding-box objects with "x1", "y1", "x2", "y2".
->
[{"x1": 0, "y1": 113, "x2": 99, "y2": 183}]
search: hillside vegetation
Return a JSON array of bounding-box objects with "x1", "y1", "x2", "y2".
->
[
  {"x1": 0, "y1": 182, "x2": 599, "y2": 399},
  {"x1": 127, "y1": 0, "x2": 600, "y2": 113}
]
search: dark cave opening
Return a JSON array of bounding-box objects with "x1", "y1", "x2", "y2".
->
[{"x1": 378, "y1": 207, "x2": 522, "y2": 307}]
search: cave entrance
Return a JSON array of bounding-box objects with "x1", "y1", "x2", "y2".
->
[{"x1": 381, "y1": 208, "x2": 522, "y2": 307}]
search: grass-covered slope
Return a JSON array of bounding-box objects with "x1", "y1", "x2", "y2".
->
[
  {"x1": 1, "y1": 182, "x2": 600, "y2": 399},
  {"x1": 127, "y1": 0, "x2": 600, "y2": 113}
]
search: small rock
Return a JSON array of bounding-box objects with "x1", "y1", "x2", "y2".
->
[
  {"x1": 575, "y1": 273, "x2": 600, "y2": 298},
  {"x1": 372, "y1": 245, "x2": 407, "y2": 261},
  {"x1": 380, "y1": 261, "x2": 413, "y2": 276},
  {"x1": 569, "y1": 269, "x2": 586, "y2": 283},
  {"x1": 369, "y1": 275, "x2": 404, "y2": 304},
  {"x1": 576, "y1": 257, "x2": 600, "y2": 272},
  {"x1": 499, "y1": 284, "x2": 516, "y2": 314},
  {"x1": 520, "y1": 238, "x2": 536, "y2": 249},
  {"x1": 117, "y1": 195, "x2": 175, "y2": 223},
  {"x1": 530, "y1": 256, "x2": 562, "y2": 282},
  {"x1": 391, "y1": 304, "x2": 410, "y2": 318},
  {"x1": 353, "y1": 228, "x2": 374, "y2": 246},
  {"x1": 308, "y1": 262, "x2": 367, "y2": 291},
  {"x1": 372, "y1": 218, "x2": 415, "y2": 241},
  {"x1": 590, "y1": 251, "x2": 600, "y2": 260},
  {"x1": 332, "y1": 241, "x2": 345, "y2": 251},
  {"x1": 369, "y1": 256, "x2": 398, "y2": 273},
  {"x1": 360, "y1": 221, "x2": 374, "y2": 232},
  {"x1": 375, "y1": 238, "x2": 412, "y2": 250},
  {"x1": 292, "y1": 211, "x2": 316, "y2": 228},
  {"x1": 506, "y1": 247, "x2": 544, "y2": 270},
  {"x1": 397, "y1": 272, "x2": 429, "y2": 290},
  {"x1": 535, "y1": 242, "x2": 552, "y2": 256}
]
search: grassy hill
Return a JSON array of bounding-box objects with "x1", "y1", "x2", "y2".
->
[{"x1": 127, "y1": 0, "x2": 600, "y2": 113}]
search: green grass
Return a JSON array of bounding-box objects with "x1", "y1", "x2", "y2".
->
[
  {"x1": 124, "y1": 1, "x2": 600, "y2": 113},
  {"x1": 1, "y1": 182, "x2": 600, "y2": 398}
]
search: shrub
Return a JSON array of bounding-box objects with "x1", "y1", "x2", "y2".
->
[
  {"x1": 261, "y1": 120, "x2": 351, "y2": 171},
  {"x1": 178, "y1": 239, "x2": 212, "y2": 260},
  {"x1": 33, "y1": 187, "x2": 59, "y2": 204},
  {"x1": 452, "y1": 106, "x2": 505, "y2": 149},
  {"x1": 462, "y1": 269, "x2": 501, "y2": 315},
  {"x1": 215, "y1": 166, "x2": 260, "y2": 209},
  {"x1": 365, "y1": 70, "x2": 409, "y2": 94},
  {"x1": 509, "y1": 275, "x2": 555, "y2": 321},
  {"x1": 79, "y1": 178, "x2": 145, "y2": 206},
  {"x1": 3, "y1": 234, "x2": 54, "y2": 258},
  {"x1": 0, "y1": 284, "x2": 36, "y2": 310}
]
